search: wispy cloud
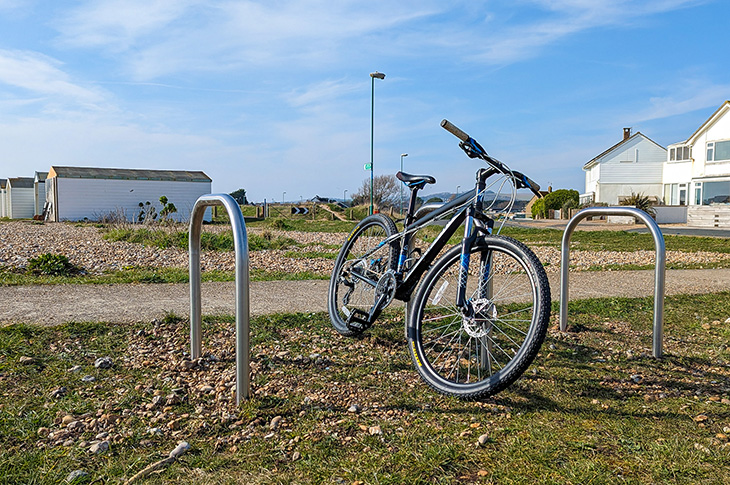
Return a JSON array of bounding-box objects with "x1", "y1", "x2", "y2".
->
[
  {"x1": 470, "y1": 0, "x2": 709, "y2": 64},
  {"x1": 0, "y1": 0, "x2": 26, "y2": 10},
  {"x1": 55, "y1": 0, "x2": 443, "y2": 80},
  {"x1": 0, "y1": 49, "x2": 106, "y2": 105},
  {"x1": 633, "y1": 80, "x2": 730, "y2": 122},
  {"x1": 283, "y1": 79, "x2": 361, "y2": 109}
]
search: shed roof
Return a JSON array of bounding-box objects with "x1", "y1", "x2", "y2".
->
[
  {"x1": 8, "y1": 177, "x2": 34, "y2": 188},
  {"x1": 48, "y1": 166, "x2": 212, "y2": 183},
  {"x1": 35, "y1": 171, "x2": 48, "y2": 182}
]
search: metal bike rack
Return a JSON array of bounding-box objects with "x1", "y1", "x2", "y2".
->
[
  {"x1": 189, "y1": 194, "x2": 250, "y2": 404},
  {"x1": 559, "y1": 207, "x2": 666, "y2": 358}
]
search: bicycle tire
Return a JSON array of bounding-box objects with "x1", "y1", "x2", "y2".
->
[
  {"x1": 328, "y1": 213, "x2": 399, "y2": 336},
  {"x1": 407, "y1": 235, "x2": 550, "y2": 399}
]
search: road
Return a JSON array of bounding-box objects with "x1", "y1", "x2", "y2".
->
[{"x1": 2, "y1": 268, "x2": 729, "y2": 326}]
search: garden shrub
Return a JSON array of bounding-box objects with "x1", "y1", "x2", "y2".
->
[{"x1": 27, "y1": 253, "x2": 79, "y2": 276}]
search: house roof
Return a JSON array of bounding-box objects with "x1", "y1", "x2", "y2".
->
[
  {"x1": 583, "y1": 132, "x2": 665, "y2": 170},
  {"x1": 686, "y1": 100, "x2": 730, "y2": 145},
  {"x1": 8, "y1": 177, "x2": 34, "y2": 188},
  {"x1": 48, "y1": 166, "x2": 212, "y2": 183}
]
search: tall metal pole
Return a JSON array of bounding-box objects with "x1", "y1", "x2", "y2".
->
[{"x1": 369, "y1": 71, "x2": 385, "y2": 215}]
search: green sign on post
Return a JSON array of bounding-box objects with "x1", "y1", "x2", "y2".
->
[{"x1": 364, "y1": 163, "x2": 372, "y2": 170}]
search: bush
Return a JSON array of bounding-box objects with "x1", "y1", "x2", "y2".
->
[
  {"x1": 27, "y1": 253, "x2": 79, "y2": 276},
  {"x1": 620, "y1": 192, "x2": 656, "y2": 218},
  {"x1": 348, "y1": 205, "x2": 371, "y2": 221},
  {"x1": 531, "y1": 199, "x2": 546, "y2": 219},
  {"x1": 269, "y1": 219, "x2": 293, "y2": 230},
  {"x1": 532, "y1": 189, "x2": 579, "y2": 219}
]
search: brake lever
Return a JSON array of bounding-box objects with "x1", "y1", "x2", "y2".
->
[{"x1": 459, "y1": 139, "x2": 487, "y2": 158}]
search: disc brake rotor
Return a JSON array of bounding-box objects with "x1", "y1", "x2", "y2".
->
[{"x1": 463, "y1": 298, "x2": 497, "y2": 338}]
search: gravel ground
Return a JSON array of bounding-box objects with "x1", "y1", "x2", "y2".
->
[
  {"x1": 1, "y1": 220, "x2": 729, "y2": 326},
  {"x1": 2, "y1": 269, "x2": 729, "y2": 326},
  {"x1": 2, "y1": 220, "x2": 729, "y2": 275}
]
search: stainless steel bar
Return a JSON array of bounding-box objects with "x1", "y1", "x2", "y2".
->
[
  {"x1": 559, "y1": 207, "x2": 666, "y2": 358},
  {"x1": 189, "y1": 194, "x2": 250, "y2": 403}
]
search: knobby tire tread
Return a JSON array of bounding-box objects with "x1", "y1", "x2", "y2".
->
[{"x1": 407, "y1": 235, "x2": 551, "y2": 400}]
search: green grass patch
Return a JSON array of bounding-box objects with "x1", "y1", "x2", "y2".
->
[
  {"x1": 1, "y1": 294, "x2": 729, "y2": 483},
  {"x1": 246, "y1": 218, "x2": 357, "y2": 233},
  {"x1": 0, "y1": 266, "x2": 327, "y2": 286},
  {"x1": 103, "y1": 227, "x2": 301, "y2": 252},
  {"x1": 501, "y1": 226, "x2": 730, "y2": 253}
]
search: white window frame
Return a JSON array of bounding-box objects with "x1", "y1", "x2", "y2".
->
[
  {"x1": 669, "y1": 145, "x2": 691, "y2": 162},
  {"x1": 707, "y1": 139, "x2": 730, "y2": 163}
]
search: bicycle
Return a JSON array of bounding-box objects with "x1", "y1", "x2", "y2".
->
[{"x1": 327, "y1": 120, "x2": 551, "y2": 400}]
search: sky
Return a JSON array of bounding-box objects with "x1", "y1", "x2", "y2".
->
[{"x1": 1, "y1": 0, "x2": 729, "y2": 203}]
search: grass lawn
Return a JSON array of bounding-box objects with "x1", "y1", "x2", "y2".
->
[{"x1": 1, "y1": 293, "x2": 729, "y2": 484}]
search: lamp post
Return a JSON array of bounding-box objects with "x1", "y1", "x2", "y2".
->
[
  {"x1": 399, "y1": 153, "x2": 408, "y2": 215},
  {"x1": 369, "y1": 71, "x2": 385, "y2": 215},
  {"x1": 456, "y1": 185, "x2": 460, "y2": 198},
  {"x1": 344, "y1": 189, "x2": 348, "y2": 205}
]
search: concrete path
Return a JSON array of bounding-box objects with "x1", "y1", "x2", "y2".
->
[{"x1": 1, "y1": 268, "x2": 729, "y2": 326}]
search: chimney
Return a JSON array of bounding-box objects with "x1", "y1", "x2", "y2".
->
[{"x1": 623, "y1": 127, "x2": 632, "y2": 140}]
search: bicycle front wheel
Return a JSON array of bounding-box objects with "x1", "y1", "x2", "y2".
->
[
  {"x1": 328, "y1": 213, "x2": 398, "y2": 336},
  {"x1": 407, "y1": 235, "x2": 550, "y2": 400}
]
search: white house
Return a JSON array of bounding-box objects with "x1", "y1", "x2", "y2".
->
[
  {"x1": 663, "y1": 101, "x2": 730, "y2": 227},
  {"x1": 0, "y1": 179, "x2": 6, "y2": 218},
  {"x1": 582, "y1": 128, "x2": 667, "y2": 205},
  {"x1": 34, "y1": 171, "x2": 48, "y2": 217},
  {"x1": 45, "y1": 166, "x2": 212, "y2": 222},
  {"x1": 6, "y1": 177, "x2": 35, "y2": 219}
]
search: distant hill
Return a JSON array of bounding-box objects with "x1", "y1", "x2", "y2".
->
[
  {"x1": 420, "y1": 190, "x2": 534, "y2": 202},
  {"x1": 417, "y1": 190, "x2": 533, "y2": 213}
]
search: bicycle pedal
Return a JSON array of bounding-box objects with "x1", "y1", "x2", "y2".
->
[{"x1": 345, "y1": 308, "x2": 374, "y2": 333}]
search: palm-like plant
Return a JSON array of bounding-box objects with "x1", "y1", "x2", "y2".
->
[{"x1": 620, "y1": 192, "x2": 656, "y2": 218}]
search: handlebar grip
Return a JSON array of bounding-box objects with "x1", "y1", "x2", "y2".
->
[
  {"x1": 440, "y1": 119, "x2": 469, "y2": 142},
  {"x1": 524, "y1": 176, "x2": 541, "y2": 193}
]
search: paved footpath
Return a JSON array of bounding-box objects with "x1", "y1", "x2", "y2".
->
[{"x1": 1, "y1": 268, "x2": 729, "y2": 327}]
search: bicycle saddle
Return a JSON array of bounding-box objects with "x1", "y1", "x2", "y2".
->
[{"x1": 397, "y1": 171, "x2": 436, "y2": 189}]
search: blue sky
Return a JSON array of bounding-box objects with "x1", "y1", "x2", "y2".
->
[{"x1": 1, "y1": 0, "x2": 728, "y2": 202}]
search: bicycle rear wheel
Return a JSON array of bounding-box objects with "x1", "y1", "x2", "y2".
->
[
  {"x1": 407, "y1": 235, "x2": 550, "y2": 399},
  {"x1": 328, "y1": 214, "x2": 398, "y2": 336}
]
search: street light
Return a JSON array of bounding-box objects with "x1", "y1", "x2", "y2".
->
[
  {"x1": 344, "y1": 189, "x2": 348, "y2": 205},
  {"x1": 456, "y1": 185, "x2": 460, "y2": 198},
  {"x1": 369, "y1": 71, "x2": 385, "y2": 215},
  {"x1": 400, "y1": 153, "x2": 408, "y2": 215}
]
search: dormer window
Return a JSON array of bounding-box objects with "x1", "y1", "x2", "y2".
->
[{"x1": 669, "y1": 145, "x2": 690, "y2": 161}]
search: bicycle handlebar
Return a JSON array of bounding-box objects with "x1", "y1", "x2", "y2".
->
[
  {"x1": 440, "y1": 119, "x2": 469, "y2": 142},
  {"x1": 441, "y1": 119, "x2": 542, "y2": 196}
]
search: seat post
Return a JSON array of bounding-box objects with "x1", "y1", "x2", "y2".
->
[{"x1": 404, "y1": 186, "x2": 421, "y2": 227}]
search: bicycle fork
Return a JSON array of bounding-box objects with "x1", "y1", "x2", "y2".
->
[{"x1": 456, "y1": 206, "x2": 495, "y2": 373}]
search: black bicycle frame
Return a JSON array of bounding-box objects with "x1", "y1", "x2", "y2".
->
[{"x1": 390, "y1": 188, "x2": 493, "y2": 302}]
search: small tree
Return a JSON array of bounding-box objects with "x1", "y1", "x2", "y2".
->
[
  {"x1": 138, "y1": 201, "x2": 157, "y2": 224},
  {"x1": 159, "y1": 195, "x2": 178, "y2": 222},
  {"x1": 230, "y1": 188, "x2": 248, "y2": 205},
  {"x1": 351, "y1": 175, "x2": 400, "y2": 210}
]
